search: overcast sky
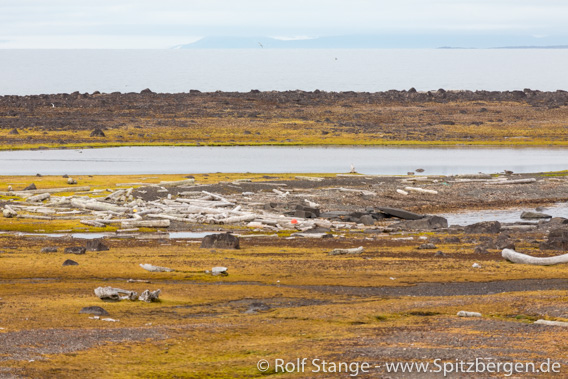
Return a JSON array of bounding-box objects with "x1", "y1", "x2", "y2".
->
[{"x1": 1, "y1": 0, "x2": 567, "y2": 48}]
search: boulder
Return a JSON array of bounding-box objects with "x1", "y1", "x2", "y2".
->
[
  {"x1": 200, "y1": 233, "x2": 240, "y2": 249},
  {"x1": 79, "y1": 306, "x2": 109, "y2": 316},
  {"x1": 444, "y1": 236, "x2": 461, "y2": 243},
  {"x1": 359, "y1": 215, "x2": 375, "y2": 226},
  {"x1": 64, "y1": 246, "x2": 86, "y2": 255},
  {"x1": 464, "y1": 221, "x2": 501, "y2": 234},
  {"x1": 521, "y1": 211, "x2": 552, "y2": 219},
  {"x1": 90, "y1": 128, "x2": 106, "y2": 137},
  {"x1": 85, "y1": 239, "x2": 109, "y2": 251},
  {"x1": 62, "y1": 259, "x2": 79, "y2": 266},
  {"x1": 8, "y1": 128, "x2": 19, "y2": 135},
  {"x1": 540, "y1": 229, "x2": 568, "y2": 250},
  {"x1": 418, "y1": 243, "x2": 437, "y2": 250},
  {"x1": 41, "y1": 246, "x2": 58, "y2": 253},
  {"x1": 395, "y1": 216, "x2": 448, "y2": 230},
  {"x1": 474, "y1": 246, "x2": 490, "y2": 254},
  {"x1": 23, "y1": 183, "x2": 37, "y2": 191},
  {"x1": 378, "y1": 207, "x2": 424, "y2": 220}
]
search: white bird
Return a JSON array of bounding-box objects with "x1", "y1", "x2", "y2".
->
[
  {"x1": 350, "y1": 164, "x2": 356, "y2": 173},
  {"x1": 51, "y1": 103, "x2": 55, "y2": 108}
]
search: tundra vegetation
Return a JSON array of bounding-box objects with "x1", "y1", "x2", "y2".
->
[{"x1": 1, "y1": 90, "x2": 568, "y2": 378}]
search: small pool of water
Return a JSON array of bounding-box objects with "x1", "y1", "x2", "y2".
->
[{"x1": 440, "y1": 202, "x2": 567, "y2": 226}]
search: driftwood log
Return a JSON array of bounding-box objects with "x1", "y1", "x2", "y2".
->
[
  {"x1": 94, "y1": 286, "x2": 138, "y2": 301},
  {"x1": 329, "y1": 246, "x2": 364, "y2": 255},
  {"x1": 140, "y1": 263, "x2": 174, "y2": 272},
  {"x1": 502, "y1": 248, "x2": 568, "y2": 266}
]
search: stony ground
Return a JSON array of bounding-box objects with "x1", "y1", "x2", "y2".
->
[
  {"x1": 0, "y1": 171, "x2": 567, "y2": 378},
  {"x1": 1, "y1": 90, "x2": 568, "y2": 149}
]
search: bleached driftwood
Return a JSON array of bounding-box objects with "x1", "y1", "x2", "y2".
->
[
  {"x1": 16, "y1": 214, "x2": 52, "y2": 220},
  {"x1": 295, "y1": 176, "x2": 325, "y2": 182},
  {"x1": 80, "y1": 220, "x2": 106, "y2": 227},
  {"x1": 396, "y1": 189, "x2": 409, "y2": 196},
  {"x1": 2, "y1": 208, "x2": 17, "y2": 218},
  {"x1": 70, "y1": 199, "x2": 129, "y2": 213},
  {"x1": 211, "y1": 267, "x2": 228, "y2": 275},
  {"x1": 273, "y1": 189, "x2": 289, "y2": 197},
  {"x1": 534, "y1": 320, "x2": 568, "y2": 327},
  {"x1": 140, "y1": 263, "x2": 174, "y2": 272},
  {"x1": 121, "y1": 219, "x2": 170, "y2": 228},
  {"x1": 138, "y1": 289, "x2": 161, "y2": 302},
  {"x1": 94, "y1": 286, "x2": 138, "y2": 301},
  {"x1": 10, "y1": 186, "x2": 90, "y2": 195},
  {"x1": 159, "y1": 179, "x2": 195, "y2": 187},
  {"x1": 26, "y1": 193, "x2": 51, "y2": 202},
  {"x1": 490, "y1": 178, "x2": 537, "y2": 185},
  {"x1": 404, "y1": 186, "x2": 438, "y2": 195},
  {"x1": 502, "y1": 248, "x2": 568, "y2": 266},
  {"x1": 457, "y1": 311, "x2": 482, "y2": 317},
  {"x1": 329, "y1": 246, "x2": 364, "y2": 255},
  {"x1": 336, "y1": 188, "x2": 376, "y2": 196}
]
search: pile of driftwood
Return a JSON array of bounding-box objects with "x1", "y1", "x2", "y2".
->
[{"x1": 0, "y1": 181, "x2": 376, "y2": 232}]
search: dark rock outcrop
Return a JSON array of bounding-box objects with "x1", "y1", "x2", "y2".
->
[
  {"x1": 23, "y1": 183, "x2": 37, "y2": 191},
  {"x1": 63, "y1": 259, "x2": 79, "y2": 266},
  {"x1": 200, "y1": 233, "x2": 240, "y2": 249},
  {"x1": 90, "y1": 128, "x2": 106, "y2": 137},
  {"x1": 378, "y1": 207, "x2": 424, "y2": 220},
  {"x1": 85, "y1": 239, "x2": 109, "y2": 251},
  {"x1": 464, "y1": 221, "x2": 501, "y2": 234},
  {"x1": 540, "y1": 229, "x2": 568, "y2": 250}
]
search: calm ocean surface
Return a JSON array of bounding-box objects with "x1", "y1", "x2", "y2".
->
[{"x1": 1, "y1": 49, "x2": 568, "y2": 95}]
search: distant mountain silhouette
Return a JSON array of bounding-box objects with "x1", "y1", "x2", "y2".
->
[{"x1": 174, "y1": 35, "x2": 411, "y2": 49}]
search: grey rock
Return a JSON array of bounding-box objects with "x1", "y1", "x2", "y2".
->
[
  {"x1": 395, "y1": 216, "x2": 448, "y2": 230},
  {"x1": 79, "y1": 306, "x2": 109, "y2": 316},
  {"x1": 200, "y1": 233, "x2": 240, "y2": 249},
  {"x1": 444, "y1": 236, "x2": 461, "y2": 243},
  {"x1": 378, "y1": 207, "x2": 424, "y2": 220},
  {"x1": 540, "y1": 229, "x2": 568, "y2": 250},
  {"x1": 359, "y1": 215, "x2": 375, "y2": 226},
  {"x1": 85, "y1": 239, "x2": 109, "y2": 251},
  {"x1": 64, "y1": 246, "x2": 86, "y2": 255},
  {"x1": 23, "y1": 183, "x2": 37, "y2": 191},
  {"x1": 41, "y1": 246, "x2": 58, "y2": 253},
  {"x1": 434, "y1": 251, "x2": 447, "y2": 257},
  {"x1": 418, "y1": 243, "x2": 437, "y2": 250},
  {"x1": 474, "y1": 246, "x2": 490, "y2": 254},
  {"x1": 63, "y1": 259, "x2": 79, "y2": 266},
  {"x1": 464, "y1": 221, "x2": 501, "y2": 234},
  {"x1": 90, "y1": 128, "x2": 106, "y2": 137},
  {"x1": 521, "y1": 211, "x2": 552, "y2": 219}
]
